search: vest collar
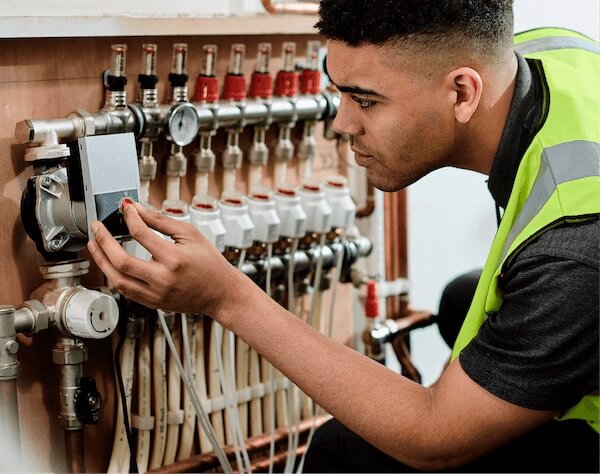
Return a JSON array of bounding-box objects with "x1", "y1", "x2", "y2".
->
[{"x1": 487, "y1": 52, "x2": 543, "y2": 210}]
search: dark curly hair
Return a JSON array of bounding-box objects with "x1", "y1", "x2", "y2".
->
[{"x1": 316, "y1": 0, "x2": 514, "y2": 59}]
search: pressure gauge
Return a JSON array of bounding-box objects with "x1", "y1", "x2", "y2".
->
[{"x1": 167, "y1": 102, "x2": 199, "y2": 146}]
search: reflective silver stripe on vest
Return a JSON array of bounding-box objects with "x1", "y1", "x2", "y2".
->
[
  {"x1": 500, "y1": 140, "x2": 600, "y2": 262},
  {"x1": 515, "y1": 36, "x2": 600, "y2": 55}
]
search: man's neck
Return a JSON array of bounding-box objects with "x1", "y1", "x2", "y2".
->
[{"x1": 456, "y1": 53, "x2": 519, "y2": 176}]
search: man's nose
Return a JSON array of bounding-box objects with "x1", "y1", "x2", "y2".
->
[{"x1": 332, "y1": 96, "x2": 364, "y2": 137}]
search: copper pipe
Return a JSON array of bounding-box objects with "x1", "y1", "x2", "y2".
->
[
  {"x1": 261, "y1": 0, "x2": 319, "y2": 14},
  {"x1": 152, "y1": 415, "x2": 331, "y2": 473},
  {"x1": 64, "y1": 430, "x2": 85, "y2": 474},
  {"x1": 252, "y1": 445, "x2": 307, "y2": 471},
  {"x1": 355, "y1": 182, "x2": 375, "y2": 218},
  {"x1": 392, "y1": 335, "x2": 422, "y2": 384}
]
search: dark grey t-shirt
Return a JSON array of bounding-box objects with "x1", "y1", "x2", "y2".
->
[{"x1": 458, "y1": 54, "x2": 600, "y2": 412}]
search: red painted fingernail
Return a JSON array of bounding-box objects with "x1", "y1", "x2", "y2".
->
[{"x1": 120, "y1": 197, "x2": 134, "y2": 211}]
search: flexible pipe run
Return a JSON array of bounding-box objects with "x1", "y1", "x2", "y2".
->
[
  {"x1": 177, "y1": 314, "x2": 196, "y2": 461},
  {"x1": 136, "y1": 324, "x2": 152, "y2": 473},
  {"x1": 149, "y1": 318, "x2": 168, "y2": 471},
  {"x1": 156, "y1": 310, "x2": 233, "y2": 472},
  {"x1": 164, "y1": 321, "x2": 182, "y2": 465}
]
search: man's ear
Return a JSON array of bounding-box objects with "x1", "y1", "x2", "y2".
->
[{"x1": 447, "y1": 67, "x2": 483, "y2": 124}]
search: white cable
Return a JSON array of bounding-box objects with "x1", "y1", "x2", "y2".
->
[
  {"x1": 327, "y1": 238, "x2": 345, "y2": 338},
  {"x1": 156, "y1": 309, "x2": 233, "y2": 473},
  {"x1": 308, "y1": 233, "x2": 327, "y2": 328},
  {"x1": 264, "y1": 243, "x2": 277, "y2": 474},
  {"x1": 213, "y1": 323, "x2": 246, "y2": 473},
  {"x1": 297, "y1": 233, "x2": 327, "y2": 474},
  {"x1": 283, "y1": 238, "x2": 300, "y2": 474},
  {"x1": 235, "y1": 251, "x2": 253, "y2": 473}
]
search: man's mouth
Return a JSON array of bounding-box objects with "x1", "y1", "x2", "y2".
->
[{"x1": 351, "y1": 147, "x2": 374, "y2": 166}]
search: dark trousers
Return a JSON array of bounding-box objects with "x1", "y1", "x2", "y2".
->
[{"x1": 304, "y1": 417, "x2": 600, "y2": 473}]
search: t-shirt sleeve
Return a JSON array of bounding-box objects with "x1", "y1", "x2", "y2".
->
[{"x1": 458, "y1": 219, "x2": 599, "y2": 411}]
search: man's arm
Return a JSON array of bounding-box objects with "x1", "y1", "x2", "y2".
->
[{"x1": 89, "y1": 202, "x2": 557, "y2": 471}]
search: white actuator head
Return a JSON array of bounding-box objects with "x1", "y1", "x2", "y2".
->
[
  {"x1": 218, "y1": 191, "x2": 255, "y2": 249},
  {"x1": 273, "y1": 183, "x2": 307, "y2": 239},
  {"x1": 248, "y1": 188, "x2": 281, "y2": 244},
  {"x1": 190, "y1": 194, "x2": 226, "y2": 252},
  {"x1": 324, "y1": 175, "x2": 356, "y2": 230},
  {"x1": 298, "y1": 179, "x2": 332, "y2": 234},
  {"x1": 63, "y1": 289, "x2": 119, "y2": 339}
]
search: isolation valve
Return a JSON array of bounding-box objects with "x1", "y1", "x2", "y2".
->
[
  {"x1": 300, "y1": 40, "x2": 322, "y2": 95},
  {"x1": 61, "y1": 288, "x2": 119, "y2": 339},
  {"x1": 194, "y1": 44, "x2": 219, "y2": 103}
]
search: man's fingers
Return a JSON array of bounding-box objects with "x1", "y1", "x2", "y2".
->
[
  {"x1": 120, "y1": 203, "x2": 173, "y2": 257},
  {"x1": 132, "y1": 202, "x2": 198, "y2": 243},
  {"x1": 87, "y1": 239, "x2": 159, "y2": 307},
  {"x1": 90, "y1": 220, "x2": 157, "y2": 282}
]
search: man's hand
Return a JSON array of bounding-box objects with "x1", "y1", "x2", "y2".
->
[{"x1": 87, "y1": 201, "x2": 237, "y2": 316}]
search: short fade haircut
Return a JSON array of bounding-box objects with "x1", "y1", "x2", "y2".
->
[{"x1": 316, "y1": 0, "x2": 514, "y2": 62}]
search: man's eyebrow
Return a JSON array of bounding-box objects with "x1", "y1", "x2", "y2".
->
[{"x1": 333, "y1": 83, "x2": 386, "y2": 98}]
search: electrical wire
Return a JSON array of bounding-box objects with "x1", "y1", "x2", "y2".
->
[
  {"x1": 264, "y1": 243, "x2": 277, "y2": 474},
  {"x1": 114, "y1": 331, "x2": 139, "y2": 474},
  {"x1": 156, "y1": 309, "x2": 233, "y2": 473},
  {"x1": 214, "y1": 324, "x2": 246, "y2": 473},
  {"x1": 327, "y1": 239, "x2": 345, "y2": 338},
  {"x1": 297, "y1": 233, "x2": 327, "y2": 474}
]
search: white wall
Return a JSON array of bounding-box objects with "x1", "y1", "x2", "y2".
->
[
  {"x1": 408, "y1": 0, "x2": 600, "y2": 386},
  {"x1": 0, "y1": 0, "x2": 266, "y2": 17}
]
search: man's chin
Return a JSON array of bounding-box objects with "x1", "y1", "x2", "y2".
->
[{"x1": 367, "y1": 174, "x2": 405, "y2": 193}]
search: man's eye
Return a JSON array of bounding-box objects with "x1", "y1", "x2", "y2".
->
[
  {"x1": 351, "y1": 96, "x2": 375, "y2": 110},
  {"x1": 354, "y1": 98, "x2": 375, "y2": 110}
]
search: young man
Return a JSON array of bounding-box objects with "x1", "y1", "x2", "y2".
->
[{"x1": 88, "y1": 0, "x2": 599, "y2": 471}]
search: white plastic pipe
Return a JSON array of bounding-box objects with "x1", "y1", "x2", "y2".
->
[
  {"x1": 136, "y1": 325, "x2": 152, "y2": 474},
  {"x1": 163, "y1": 321, "x2": 182, "y2": 466},
  {"x1": 177, "y1": 314, "x2": 196, "y2": 460},
  {"x1": 149, "y1": 321, "x2": 167, "y2": 471},
  {"x1": 192, "y1": 316, "x2": 212, "y2": 454},
  {"x1": 156, "y1": 310, "x2": 233, "y2": 473}
]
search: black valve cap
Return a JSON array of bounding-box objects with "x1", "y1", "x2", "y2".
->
[{"x1": 74, "y1": 376, "x2": 102, "y2": 425}]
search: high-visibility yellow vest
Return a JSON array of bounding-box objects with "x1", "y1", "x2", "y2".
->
[{"x1": 451, "y1": 27, "x2": 600, "y2": 432}]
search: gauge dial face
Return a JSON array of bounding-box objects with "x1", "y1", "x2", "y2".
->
[{"x1": 167, "y1": 102, "x2": 199, "y2": 146}]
